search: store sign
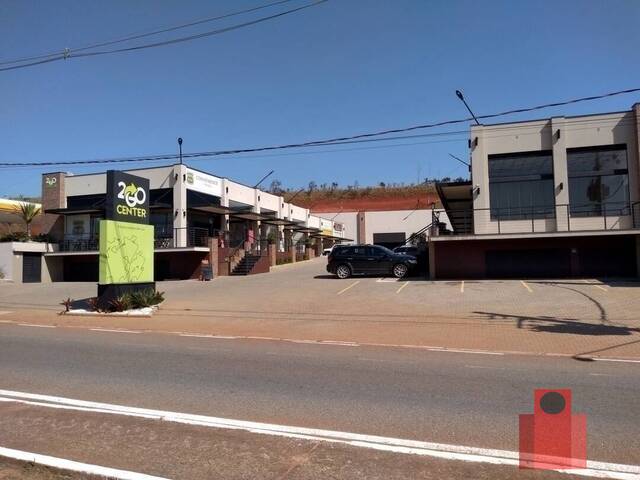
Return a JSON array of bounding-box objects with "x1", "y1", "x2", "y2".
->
[
  {"x1": 99, "y1": 170, "x2": 154, "y2": 286},
  {"x1": 45, "y1": 177, "x2": 57, "y2": 187},
  {"x1": 185, "y1": 168, "x2": 222, "y2": 197},
  {"x1": 105, "y1": 170, "x2": 150, "y2": 224}
]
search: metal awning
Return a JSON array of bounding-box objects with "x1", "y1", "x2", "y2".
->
[
  {"x1": 292, "y1": 226, "x2": 321, "y2": 234},
  {"x1": 189, "y1": 205, "x2": 239, "y2": 215},
  {"x1": 230, "y1": 211, "x2": 272, "y2": 221},
  {"x1": 261, "y1": 218, "x2": 298, "y2": 227},
  {"x1": 45, "y1": 207, "x2": 104, "y2": 215}
]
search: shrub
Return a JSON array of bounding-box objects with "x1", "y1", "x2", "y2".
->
[
  {"x1": 0, "y1": 232, "x2": 29, "y2": 242},
  {"x1": 109, "y1": 296, "x2": 131, "y2": 312},
  {"x1": 119, "y1": 289, "x2": 164, "y2": 310},
  {"x1": 32, "y1": 233, "x2": 54, "y2": 243},
  {"x1": 60, "y1": 297, "x2": 73, "y2": 313}
]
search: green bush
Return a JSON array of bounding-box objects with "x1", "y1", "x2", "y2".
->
[
  {"x1": 0, "y1": 232, "x2": 29, "y2": 242},
  {"x1": 111, "y1": 289, "x2": 164, "y2": 311}
]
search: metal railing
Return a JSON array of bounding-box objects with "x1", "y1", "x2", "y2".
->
[
  {"x1": 59, "y1": 226, "x2": 211, "y2": 251},
  {"x1": 441, "y1": 201, "x2": 640, "y2": 236}
]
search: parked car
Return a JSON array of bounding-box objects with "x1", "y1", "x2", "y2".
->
[
  {"x1": 327, "y1": 244, "x2": 417, "y2": 279},
  {"x1": 393, "y1": 245, "x2": 419, "y2": 256}
]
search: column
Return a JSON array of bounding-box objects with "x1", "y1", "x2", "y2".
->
[
  {"x1": 551, "y1": 117, "x2": 569, "y2": 232},
  {"x1": 173, "y1": 164, "x2": 188, "y2": 247}
]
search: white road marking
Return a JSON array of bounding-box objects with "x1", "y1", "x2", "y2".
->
[
  {"x1": 89, "y1": 328, "x2": 142, "y2": 334},
  {"x1": 594, "y1": 285, "x2": 608, "y2": 292},
  {"x1": 0, "y1": 311, "x2": 11, "y2": 315},
  {"x1": 465, "y1": 365, "x2": 505, "y2": 370},
  {"x1": 592, "y1": 358, "x2": 640, "y2": 364},
  {"x1": 337, "y1": 281, "x2": 360, "y2": 295},
  {"x1": 180, "y1": 334, "x2": 238, "y2": 339},
  {"x1": 460, "y1": 281, "x2": 464, "y2": 293},
  {"x1": 18, "y1": 323, "x2": 56, "y2": 328},
  {"x1": 0, "y1": 389, "x2": 637, "y2": 480},
  {"x1": 582, "y1": 279, "x2": 608, "y2": 292},
  {"x1": 520, "y1": 280, "x2": 533, "y2": 293},
  {"x1": 0, "y1": 320, "x2": 15, "y2": 323},
  {"x1": 396, "y1": 282, "x2": 409, "y2": 294},
  {"x1": 376, "y1": 277, "x2": 398, "y2": 283},
  {"x1": 0, "y1": 446, "x2": 170, "y2": 480}
]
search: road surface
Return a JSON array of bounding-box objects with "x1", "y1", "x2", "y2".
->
[{"x1": 0, "y1": 323, "x2": 638, "y2": 479}]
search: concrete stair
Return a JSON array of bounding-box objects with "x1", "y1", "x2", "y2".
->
[{"x1": 230, "y1": 254, "x2": 262, "y2": 275}]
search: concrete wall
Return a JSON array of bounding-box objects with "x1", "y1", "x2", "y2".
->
[
  {"x1": 65, "y1": 165, "x2": 175, "y2": 196},
  {"x1": 320, "y1": 209, "x2": 449, "y2": 244},
  {"x1": 0, "y1": 243, "x2": 13, "y2": 280},
  {"x1": 471, "y1": 108, "x2": 640, "y2": 235}
]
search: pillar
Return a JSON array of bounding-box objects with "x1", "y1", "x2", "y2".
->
[
  {"x1": 428, "y1": 241, "x2": 436, "y2": 280},
  {"x1": 357, "y1": 211, "x2": 366, "y2": 244},
  {"x1": 173, "y1": 164, "x2": 188, "y2": 247},
  {"x1": 41, "y1": 172, "x2": 66, "y2": 241},
  {"x1": 551, "y1": 117, "x2": 570, "y2": 232}
]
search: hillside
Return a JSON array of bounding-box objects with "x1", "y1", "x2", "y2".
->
[{"x1": 281, "y1": 184, "x2": 441, "y2": 213}]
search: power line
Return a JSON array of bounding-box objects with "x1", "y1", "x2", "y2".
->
[
  {"x1": 0, "y1": 0, "x2": 326, "y2": 72},
  {"x1": 0, "y1": 0, "x2": 297, "y2": 67},
  {"x1": 0, "y1": 86, "x2": 638, "y2": 167}
]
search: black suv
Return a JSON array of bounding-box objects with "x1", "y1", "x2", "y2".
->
[{"x1": 327, "y1": 244, "x2": 417, "y2": 279}]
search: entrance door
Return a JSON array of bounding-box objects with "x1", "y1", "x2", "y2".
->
[{"x1": 22, "y1": 253, "x2": 42, "y2": 283}]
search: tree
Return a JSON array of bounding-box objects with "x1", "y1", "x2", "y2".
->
[
  {"x1": 15, "y1": 202, "x2": 41, "y2": 238},
  {"x1": 307, "y1": 181, "x2": 317, "y2": 193},
  {"x1": 268, "y1": 179, "x2": 284, "y2": 195}
]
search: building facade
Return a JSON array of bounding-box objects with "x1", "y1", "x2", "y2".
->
[
  {"x1": 431, "y1": 104, "x2": 640, "y2": 279},
  {"x1": 36, "y1": 164, "x2": 347, "y2": 282}
]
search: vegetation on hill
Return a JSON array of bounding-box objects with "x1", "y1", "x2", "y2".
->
[{"x1": 272, "y1": 177, "x2": 465, "y2": 208}]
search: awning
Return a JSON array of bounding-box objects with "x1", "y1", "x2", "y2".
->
[
  {"x1": 189, "y1": 205, "x2": 239, "y2": 215},
  {"x1": 44, "y1": 207, "x2": 104, "y2": 215},
  {"x1": 261, "y1": 218, "x2": 299, "y2": 227},
  {"x1": 230, "y1": 211, "x2": 272, "y2": 221},
  {"x1": 292, "y1": 226, "x2": 321, "y2": 234}
]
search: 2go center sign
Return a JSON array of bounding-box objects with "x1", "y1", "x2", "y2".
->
[{"x1": 106, "y1": 170, "x2": 150, "y2": 223}]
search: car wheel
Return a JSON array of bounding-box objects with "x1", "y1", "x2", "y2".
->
[
  {"x1": 336, "y1": 264, "x2": 351, "y2": 279},
  {"x1": 392, "y1": 263, "x2": 408, "y2": 278}
]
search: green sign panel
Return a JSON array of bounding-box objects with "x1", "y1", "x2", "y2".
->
[{"x1": 99, "y1": 220, "x2": 154, "y2": 285}]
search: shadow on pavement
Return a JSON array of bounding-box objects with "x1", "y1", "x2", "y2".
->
[{"x1": 474, "y1": 310, "x2": 640, "y2": 336}]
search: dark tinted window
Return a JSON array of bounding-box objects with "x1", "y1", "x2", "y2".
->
[
  {"x1": 488, "y1": 151, "x2": 555, "y2": 220},
  {"x1": 567, "y1": 145, "x2": 629, "y2": 217}
]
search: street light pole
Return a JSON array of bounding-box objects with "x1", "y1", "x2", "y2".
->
[
  {"x1": 178, "y1": 137, "x2": 183, "y2": 165},
  {"x1": 455, "y1": 90, "x2": 480, "y2": 125}
]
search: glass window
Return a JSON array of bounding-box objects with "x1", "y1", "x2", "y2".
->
[
  {"x1": 567, "y1": 145, "x2": 629, "y2": 217},
  {"x1": 488, "y1": 151, "x2": 555, "y2": 220}
]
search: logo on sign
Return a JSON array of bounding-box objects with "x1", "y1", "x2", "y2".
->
[
  {"x1": 45, "y1": 177, "x2": 57, "y2": 187},
  {"x1": 186, "y1": 172, "x2": 194, "y2": 184},
  {"x1": 117, "y1": 182, "x2": 146, "y2": 207}
]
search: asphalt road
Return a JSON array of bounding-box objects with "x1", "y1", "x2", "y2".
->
[{"x1": 0, "y1": 323, "x2": 638, "y2": 470}]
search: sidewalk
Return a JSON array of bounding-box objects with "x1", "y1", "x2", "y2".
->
[{"x1": 3, "y1": 306, "x2": 639, "y2": 359}]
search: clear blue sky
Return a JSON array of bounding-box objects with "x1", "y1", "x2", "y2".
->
[{"x1": 1, "y1": 0, "x2": 639, "y2": 197}]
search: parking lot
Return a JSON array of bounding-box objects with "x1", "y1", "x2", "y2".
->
[{"x1": 1, "y1": 258, "x2": 639, "y2": 333}]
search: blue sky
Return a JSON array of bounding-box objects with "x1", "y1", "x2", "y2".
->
[{"x1": 1, "y1": 0, "x2": 639, "y2": 197}]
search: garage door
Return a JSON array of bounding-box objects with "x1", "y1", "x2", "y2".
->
[
  {"x1": 372, "y1": 232, "x2": 406, "y2": 249},
  {"x1": 22, "y1": 253, "x2": 42, "y2": 283},
  {"x1": 486, "y1": 249, "x2": 571, "y2": 278}
]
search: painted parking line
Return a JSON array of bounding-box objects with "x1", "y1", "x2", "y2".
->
[
  {"x1": 376, "y1": 278, "x2": 398, "y2": 283},
  {"x1": 0, "y1": 389, "x2": 637, "y2": 480},
  {"x1": 89, "y1": 328, "x2": 142, "y2": 334},
  {"x1": 18, "y1": 323, "x2": 56, "y2": 329},
  {"x1": 0, "y1": 446, "x2": 170, "y2": 480},
  {"x1": 460, "y1": 281, "x2": 464, "y2": 293},
  {"x1": 0, "y1": 311, "x2": 11, "y2": 315},
  {"x1": 582, "y1": 279, "x2": 608, "y2": 292},
  {"x1": 337, "y1": 281, "x2": 360, "y2": 295},
  {"x1": 396, "y1": 282, "x2": 409, "y2": 294},
  {"x1": 520, "y1": 280, "x2": 533, "y2": 293}
]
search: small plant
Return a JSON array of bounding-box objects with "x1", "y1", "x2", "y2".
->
[
  {"x1": 14, "y1": 202, "x2": 41, "y2": 239},
  {"x1": 0, "y1": 267, "x2": 4, "y2": 279},
  {"x1": 109, "y1": 295, "x2": 131, "y2": 313},
  {"x1": 0, "y1": 231, "x2": 29, "y2": 242},
  {"x1": 60, "y1": 297, "x2": 73, "y2": 313},
  {"x1": 87, "y1": 297, "x2": 100, "y2": 312}
]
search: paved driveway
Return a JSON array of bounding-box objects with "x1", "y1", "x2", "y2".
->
[{"x1": 1, "y1": 258, "x2": 639, "y2": 329}]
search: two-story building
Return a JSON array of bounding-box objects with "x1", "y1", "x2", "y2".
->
[
  {"x1": 431, "y1": 103, "x2": 640, "y2": 279},
  {"x1": 37, "y1": 163, "x2": 348, "y2": 282}
]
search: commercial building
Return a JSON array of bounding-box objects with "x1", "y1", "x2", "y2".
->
[
  {"x1": 28, "y1": 164, "x2": 347, "y2": 282},
  {"x1": 431, "y1": 104, "x2": 640, "y2": 279}
]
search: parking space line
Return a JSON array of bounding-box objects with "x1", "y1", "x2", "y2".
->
[
  {"x1": 18, "y1": 324, "x2": 55, "y2": 329},
  {"x1": 337, "y1": 281, "x2": 360, "y2": 295},
  {"x1": 460, "y1": 281, "x2": 464, "y2": 293},
  {"x1": 396, "y1": 282, "x2": 409, "y2": 294},
  {"x1": 520, "y1": 280, "x2": 533, "y2": 293},
  {"x1": 89, "y1": 328, "x2": 142, "y2": 334},
  {"x1": 582, "y1": 279, "x2": 608, "y2": 292}
]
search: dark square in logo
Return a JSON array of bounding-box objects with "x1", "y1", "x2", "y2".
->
[{"x1": 105, "y1": 170, "x2": 150, "y2": 225}]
